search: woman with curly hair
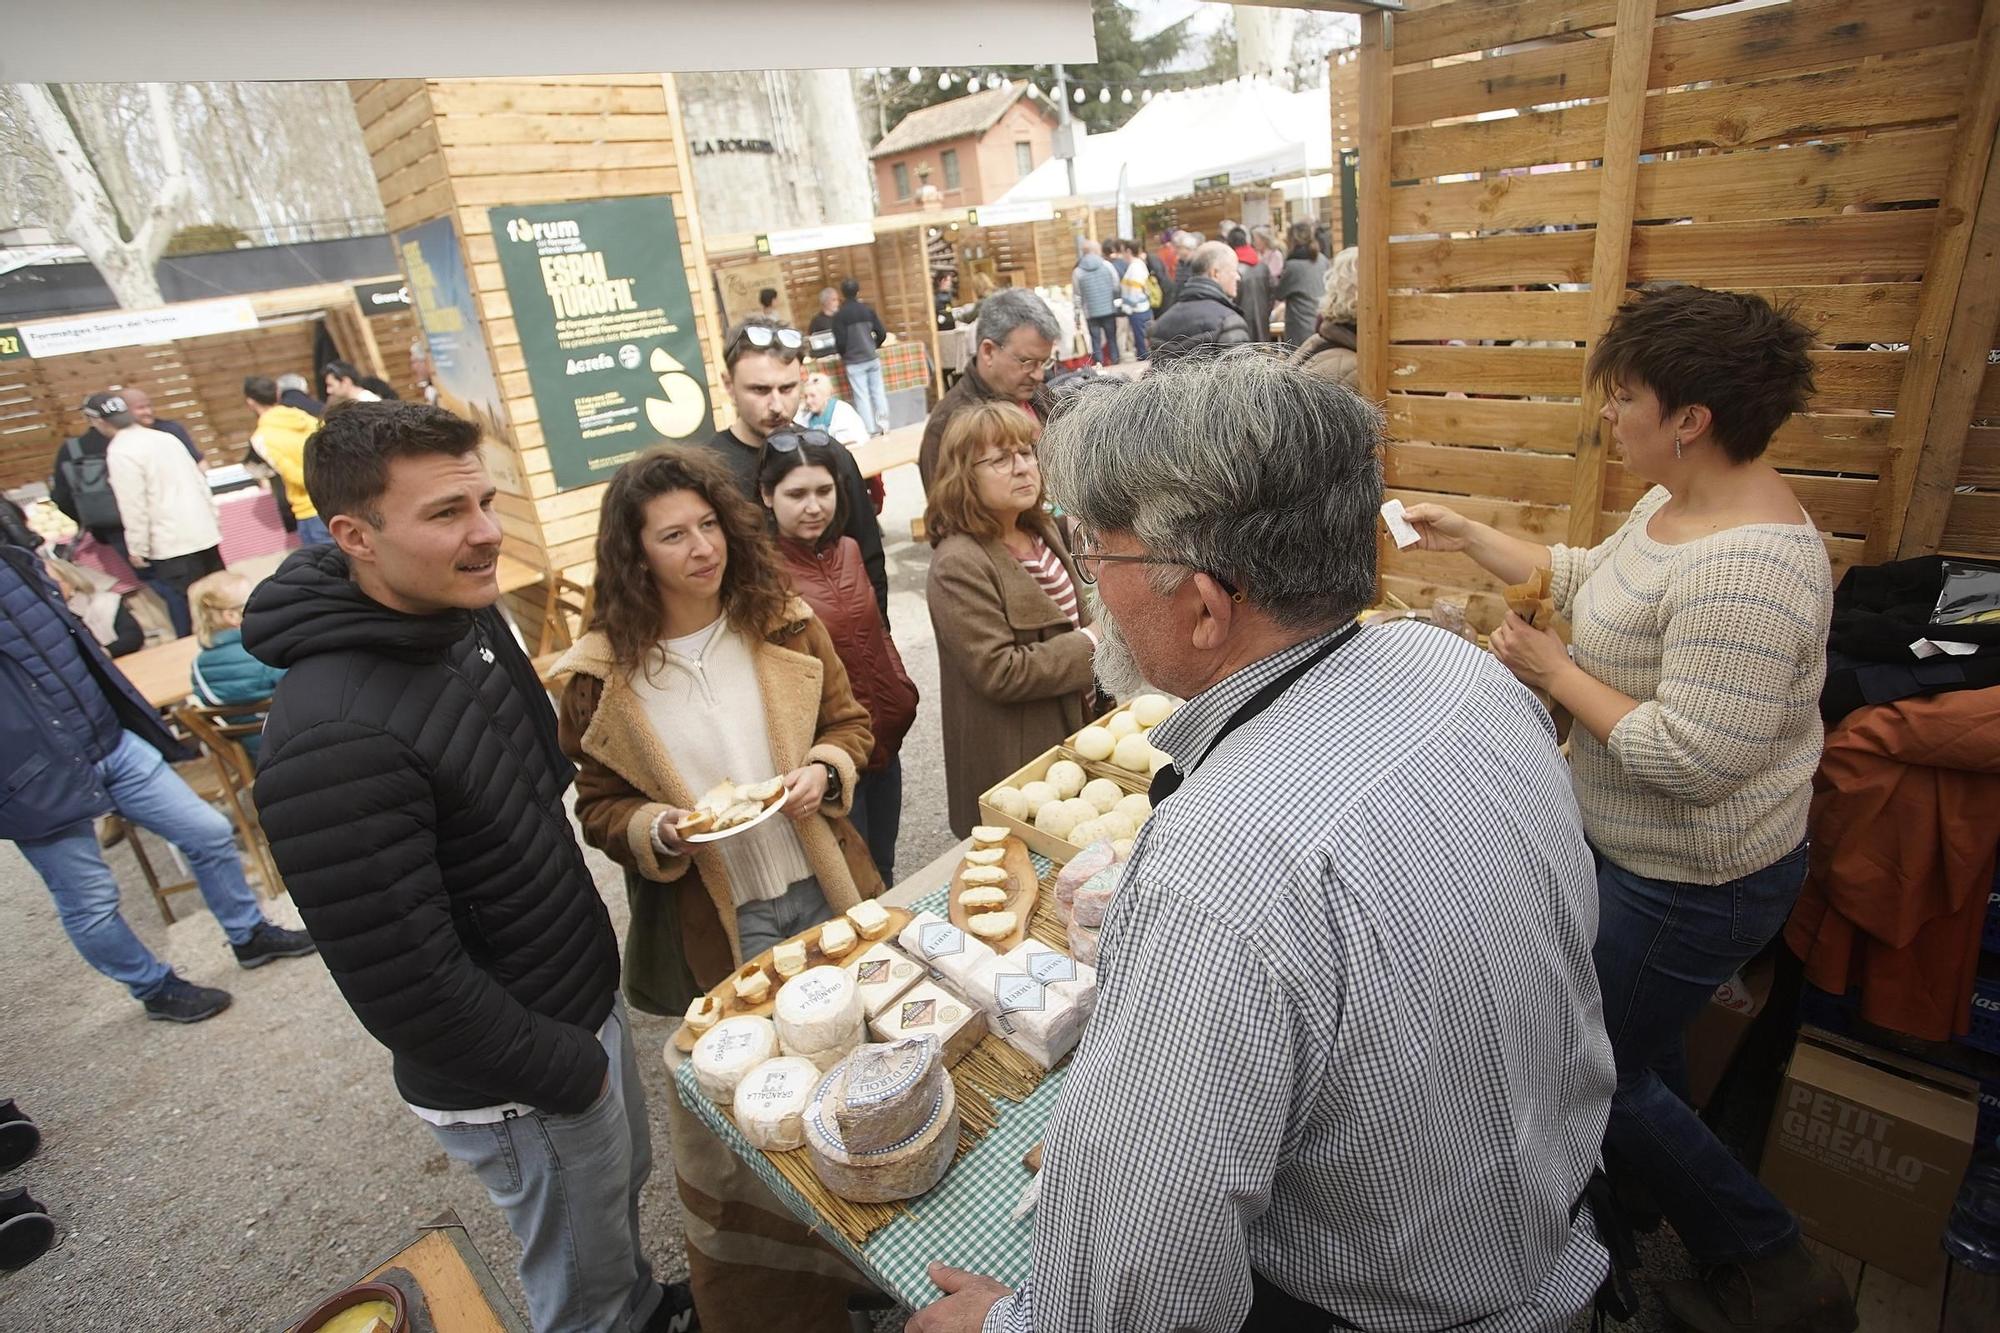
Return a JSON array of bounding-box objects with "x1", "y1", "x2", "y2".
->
[{"x1": 554, "y1": 446, "x2": 883, "y2": 1012}]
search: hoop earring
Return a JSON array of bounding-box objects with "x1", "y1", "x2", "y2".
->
[{"x1": 1674, "y1": 433, "x2": 1683, "y2": 459}]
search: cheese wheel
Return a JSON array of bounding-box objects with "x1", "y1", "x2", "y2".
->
[
  {"x1": 817, "y1": 918, "x2": 857, "y2": 959},
  {"x1": 1073, "y1": 725, "x2": 1115, "y2": 761},
  {"x1": 732, "y1": 1056, "x2": 821, "y2": 1151},
  {"x1": 832, "y1": 1035, "x2": 945, "y2": 1153},
  {"x1": 1114, "y1": 792, "x2": 1153, "y2": 823},
  {"x1": 692, "y1": 1016, "x2": 780, "y2": 1104},
  {"x1": 962, "y1": 847, "x2": 1005, "y2": 866},
  {"x1": 1045, "y1": 760, "x2": 1086, "y2": 799},
  {"x1": 967, "y1": 910, "x2": 1017, "y2": 940},
  {"x1": 1018, "y1": 781, "x2": 1059, "y2": 811},
  {"x1": 805, "y1": 1062, "x2": 961, "y2": 1203},
  {"x1": 1080, "y1": 778, "x2": 1124, "y2": 814},
  {"x1": 960, "y1": 865, "x2": 1008, "y2": 886},
  {"x1": 1130, "y1": 694, "x2": 1174, "y2": 727},
  {"x1": 986, "y1": 785, "x2": 1030, "y2": 820},
  {"x1": 1111, "y1": 733, "x2": 1155, "y2": 773},
  {"x1": 775, "y1": 966, "x2": 866, "y2": 1059},
  {"x1": 1105, "y1": 712, "x2": 1140, "y2": 740}
]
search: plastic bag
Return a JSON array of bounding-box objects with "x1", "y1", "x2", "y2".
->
[{"x1": 1934, "y1": 560, "x2": 2000, "y2": 627}]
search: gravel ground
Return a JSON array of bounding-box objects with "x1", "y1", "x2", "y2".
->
[{"x1": 0, "y1": 460, "x2": 1690, "y2": 1331}]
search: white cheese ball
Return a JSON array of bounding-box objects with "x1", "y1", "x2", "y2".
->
[
  {"x1": 1111, "y1": 732, "x2": 1156, "y2": 773},
  {"x1": 1097, "y1": 810, "x2": 1137, "y2": 842},
  {"x1": 1060, "y1": 797, "x2": 1098, "y2": 826},
  {"x1": 1080, "y1": 777, "x2": 1124, "y2": 814},
  {"x1": 1045, "y1": 759, "x2": 1087, "y2": 799},
  {"x1": 1131, "y1": 694, "x2": 1174, "y2": 728},
  {"x1": 1035, "y1": 800, "x2": 1084, "y2": 840},
  {"x1": 1105, "y1": 712, "x2": 1141, "y2": 740},
  {"x1": 1114, "y1": 792, "x2": 1153, "y2": 823},
  {"x1": 1073, "y1": 725, "x2": 1115, "y2": 761},
  {"x1": 1150, "y1": 746, "x2": 1173, "y2": 775},
  {"x1": 1070, "y1": 817, "x2": 1108, "y2": 847},
  {"x1": 988, "y1": 785, "x2": 1030, "y2": 820},
  {"x1": 1020, "y1": 780, "x2": 1059, "y2": 811},
  {"x1": 1112, "y1": 838, "x2": 1136, "y2": 859}
]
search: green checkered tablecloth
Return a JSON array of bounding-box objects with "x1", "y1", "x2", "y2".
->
[{"x1": 672, "y1": 877, "x2": 1067, "y2": 1310}]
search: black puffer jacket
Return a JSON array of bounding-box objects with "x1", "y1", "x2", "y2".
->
[
  {"x1": 245, "y1": 547, "x2": 619, "y2": 1114},
  {"x1": 1145, "y1": 276, "x2": 1254, "y2": 367}
]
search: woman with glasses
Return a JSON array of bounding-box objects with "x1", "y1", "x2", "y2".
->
[
  {"x1": 759, "y1": 436, "x2": 918, "y2": 883},
  {"x1": 925, "y1": 400, "x2": 1101, "y2": 836}
]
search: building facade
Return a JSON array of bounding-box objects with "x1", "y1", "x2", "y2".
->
[{"x1": 870, "y1": 86, "x2": 1060, "y2": 214}]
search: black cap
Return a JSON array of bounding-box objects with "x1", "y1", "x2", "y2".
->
[{"x1": 82, "y1": 391, "x2": 128, "y2": 420}]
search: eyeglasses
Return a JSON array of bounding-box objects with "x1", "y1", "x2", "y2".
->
[
  {"x1": 973, "y1": 448, "x2": 1038, "y2": 475},
  {"x1": 729, "y1": 324, "x2": 804, "y2": 354},
  {"x1": 988, "y1": 343, "x2": 1056, "y2": 375},
  {"x1": 765, "y1": 427, "x2": 835, "y2": 455},
  {"x1": 1071, "y1": 526, "x2": 1242, "y2": 599}
]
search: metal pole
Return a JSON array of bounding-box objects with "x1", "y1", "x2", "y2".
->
[{"x1": 1052, "y1": 63, "x2": 1078, "y2": 197}]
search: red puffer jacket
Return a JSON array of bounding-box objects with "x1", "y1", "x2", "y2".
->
[{"x1": 779, "y1": 534, "x2": 918, "y2": 771}]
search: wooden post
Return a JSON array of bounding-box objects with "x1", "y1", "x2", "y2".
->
[
  {"x1": 1354, "y1": 10, "x2": 1392, "y2": 405},
  {"x1": 1565, "y1": 0, "x2": 1658, "y2": 549},
  {"x1": 1872, "y1": 0, "x2": 2000, "y2": 559},
  {"x1": 344, "y1": 289, "x2": 392, "y2": 386},
  {"x1": 915, "y1": 228, "x2": 944, "y2": 399}
]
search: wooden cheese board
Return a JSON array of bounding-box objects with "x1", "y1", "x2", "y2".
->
[
  {"x1": 672, "y1": 903, "x2": 915, "y2": 1053},
  {"x1": 946, "y1": 835, "x2": 1038, "y2": 953}
]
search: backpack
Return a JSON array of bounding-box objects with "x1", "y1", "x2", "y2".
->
[
  {"x1": 58, "y1": 438, "x2": 122, "y2": 532},
  {"x1": 1146, "y1": 272, "x2": 1165, "y2": 308}
]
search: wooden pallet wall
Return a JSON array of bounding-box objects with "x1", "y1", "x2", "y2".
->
[{"x1": 1353, "y1": 0, "x2": 2000, "y2": 626}]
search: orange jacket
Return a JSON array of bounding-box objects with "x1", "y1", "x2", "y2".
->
[{"x1": 1785, "y1": 686, "x2": 2000, "y2": 1039}]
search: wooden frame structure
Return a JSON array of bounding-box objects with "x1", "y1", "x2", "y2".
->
[{"x1": 1352, "y1": 0, "x2": 2000, "y2": 625}]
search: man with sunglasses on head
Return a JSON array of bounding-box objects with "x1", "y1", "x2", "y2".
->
[
  {"x1": 917, "y1": 287, "x2": 1060, "y2": 492},
  {"x1": 697, "y1": 317, "x2": 888, "y2": 619}
]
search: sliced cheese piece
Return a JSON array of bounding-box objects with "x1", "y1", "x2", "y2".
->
[
  {"x1": 804, "y1": 1061, "x2": 961, "y2": 1203},
  {"x1": 958, "y1": 886, "x2": 1009, "y2": 911},
  {"x1": 896, "y1": 911, "x2": 997, "y2": 993},
  {"x1": 772, "y1": 939, "x2": 808, "y2": 978},
  {"x1": 817, "y1": 918, "x2": 857, "y2": 959},
  {"x1": 962, "y1": 848, "x2": 1005, "y2": 866},
  {"x1": 959, "y1": 866, "x2": 1008, "y2": 886},
  {"x1": 846, "y1": 900, "x2": 893, "y2": 941},
  {"x1": 732, "y1": 965, "x2": 772, "y2": 1005},
  {"x1": 867, "y1": 978, "x2": 989, "y2": 1066},
  {"x1": 833, "y1": 1035, "x2": 944, "y2": 1153},
  {"x1": 692, "y1": 1015, "x2": 779, "y2": 1104},
  {"x1": 967, "y1": 911, "x2": 1018, "y2": 941},
  {"x1": 731, "y1": 1055, "x2": 820, "y2": 1151},
  {"x1": 684, "y1": 994, "x2": 722, "y2": 1035},
  {"x1": 774, "y1": 965, "x2": 866, "y2": 1060},
  {"x1": 969, "y1": 825, "x2": 1010, "y2": 847},
  {"x1": 844, "y1": 941, "x2": 926, "y2": 1018}
]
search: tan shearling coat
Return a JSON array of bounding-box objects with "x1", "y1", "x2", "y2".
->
[{"x1": 555, "y1": 600, "x2": 884, "y2": 1014}]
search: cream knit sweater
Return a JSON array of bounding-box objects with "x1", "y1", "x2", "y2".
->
[{"x1": 1550, "y1": 486, "x2": 1831, "y2": 885}]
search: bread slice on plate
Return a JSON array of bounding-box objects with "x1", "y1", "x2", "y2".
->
[
  {"x1": 739, "y1": 775, "x2": 787, "y2": 806},
  {"x1": 675, "y1": 809, "x2": 716, "y2": 838}
]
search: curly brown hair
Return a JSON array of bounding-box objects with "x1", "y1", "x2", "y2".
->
[
  {"x1": 589, "y1": 446, "x2": 792, "y2": 671},
  {"x1": 924, "y1": 401, "x2": 1059, "y2": 548}
]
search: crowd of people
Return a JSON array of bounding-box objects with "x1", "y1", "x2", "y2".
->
[{"x1": 2, "y1": 239, "x2": 1863, "y2": 1333}]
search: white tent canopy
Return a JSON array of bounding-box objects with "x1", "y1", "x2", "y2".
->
[{"x1": 998, "y1": 80, "x2": 1332, "y2": 210}]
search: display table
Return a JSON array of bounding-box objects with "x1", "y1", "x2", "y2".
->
[
  {"x1": 668, "y1": 839, "x2": 1064, "y2": 1311},
  {"x1": 819, "y1": 340, "x2": 933, "y2": 401},
  {"x1": 214, "y1": 485, "x2": 293, "y2": 566},
  {"x1": 115, "y1": 634, "x2": 202, "y2": 710},
  {"x1": 283, "y1": 1208, "x2": 527, "y2": 1332}
]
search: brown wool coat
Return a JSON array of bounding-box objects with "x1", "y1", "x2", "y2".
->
[
  {"x1": 926, "y1": 531, "x2": 1099, "y2": 837},
  {"x1": 554, "y1": 600, "x2": 885, "y2": 1014}
]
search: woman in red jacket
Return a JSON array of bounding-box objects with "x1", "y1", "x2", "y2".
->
[{"x1": 759, "y1": 431, "x2": 918, "y2": 882}]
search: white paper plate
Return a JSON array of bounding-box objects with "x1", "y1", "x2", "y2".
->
[{"x1": 684, "y1": 788, "x2": 789, "y2": 844}]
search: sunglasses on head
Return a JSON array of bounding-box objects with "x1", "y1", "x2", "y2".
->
[
  {"x1": 765, "y1": 428, "x2": 837, "y2": 454},
  {"x1": 733, "y1": 325, "x2": 804, "y2": 352}
]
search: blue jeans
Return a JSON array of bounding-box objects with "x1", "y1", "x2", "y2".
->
[
  {"x1": 845, "y1": 358, "x2": 889, "y2": 434},
  {"x1": 428, "y1": 1001, "x2": 660, "y2": 1333},
  {"x1": 847, "y1": 755, "x2": 902, "y2": 885},
  {"x1": 1088, "y1": 314, "x2": 1119, "y2": 364},
  {"x1": 733, "y1": 875, "x2": 834, "y2": 961},
  {"x1": 1593, "y1": 841, "x2": 1809, "y2": 1264},
  {"x1": 295, "y1": 515, "x2": 332, "y2": 547},
  {"x1": 1126, "y1": 309, "x2": 1151, "y2": 360},
  {"x1": 14, "y1": 730, "x2": 266, "y2": 999}
]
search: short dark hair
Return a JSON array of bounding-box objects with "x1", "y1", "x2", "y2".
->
[
  {"x1": 757, "y1": 287, "x2": 779, "y2": 307},
  {"x1": 324, "y1": 360, "x2": 361, "y2": 384},
  {"x1": 756, "y1": 436, "x2": 849, "y2": 539},
  {"x1": 304, "y1": 401, "x2": 483, "y2": 526},
  {"x1": 1587, "y1": 285, "x2": 1816, "y2": 463},
  {"x1": 722, "y1": 316, "x2": 803, "y2": 373},
  {"x1": 244, "y1": 375, "x2": 279, "y2": 407},
  {"x1": 839, "y1": 278, "x2": 860, "y2": 300},
  {"x1": 1226, "y1": 227, "x2": 1249, "y2": 248}
]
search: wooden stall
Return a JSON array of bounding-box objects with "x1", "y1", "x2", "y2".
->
[
  {"x1": 349, "y1": 74, "x2": 728, "y2": 645},
  {"x1": 1352, "y1": 0, "x2": 2000, "y2": 626}
]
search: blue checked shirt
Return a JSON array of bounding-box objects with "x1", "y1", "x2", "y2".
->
[{"x1": 984, "y1": 621, "x2": 1615, "y2": 1333}]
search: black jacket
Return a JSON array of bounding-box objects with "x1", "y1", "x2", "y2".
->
[
  {"x1": 245, "y1": 547, "x2": 619, "y2": 1114},
  {"x1": 1146, "y1": 277, "x2": 1255, "y2": 367},
  {"x1": 832, "y1": 298, "x2": 888, "y2": 364}
]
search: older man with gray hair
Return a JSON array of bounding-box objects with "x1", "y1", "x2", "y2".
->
[
  {"x1": 917, "y1": 286, "x2": 1059, "y2": 490},
  {"x1": 912, "y1": 349, "x2": 1615, "y2": 1333},
  {"x1": 1145, "y1": 241, "x2": 1254, "y2": 368}
]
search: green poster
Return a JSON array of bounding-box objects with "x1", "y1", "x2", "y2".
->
[
  {"x1": 489, "y1": 196, "x2": 714, "y2": 491},
  {"x1": 0, "y1": 328, "x2": 23, "y2": 360}
]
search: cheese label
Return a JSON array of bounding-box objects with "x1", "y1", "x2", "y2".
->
[
  {"x1": 1026, "y1": 951, "x2": 1077, "y2": 986},
  {"x1": 992, "y1": 973, "x2": 1047, "y2": 1015},
  {"x1": 789, "y1": 970, "x2": 846, "y2": 1012},
  {"x1": 899, "y1": 997, "x2": 936, "y2": 1028},
  {"x1": 857, "y1": 959, "x2": 891, "y2": 984},
  {"x1": 843, "y1": 1036, "x2": 937, "y2": 1107},
  {"x1": 708, "y1": 1025, "x2": 760, "y2": 1059},
  {"x1": 917, "y1": 922, "x2": 967, "y2": 959},
  {"x1": 739, "y1": 1063, "x2": 812, "y2": 1111}
]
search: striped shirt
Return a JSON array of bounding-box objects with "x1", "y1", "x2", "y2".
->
[
  {"x1": 985, "y1": 621, "x2": 1614, "y2": 1333},
  {"x1": 1017, "y1": 536, "x2": 1080, "y2": 626},
  {"x1": 1550, "y1": 486, "x2": 1831, "y2": 885}
]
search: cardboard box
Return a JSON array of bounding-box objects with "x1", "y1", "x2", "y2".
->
[
  {"x1": 1685, "y1": 957, "x2": 1773, "y2": 1110},
  {"x1": 1760, "y1": 1027, "x2": 1980, "y2": 1285}
]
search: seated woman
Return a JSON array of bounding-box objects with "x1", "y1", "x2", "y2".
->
[
  {"x1": 761, "y1": 434, "x2": 918, "y2": 884},
  {"x1": 1404, "y1": 284, "x2": 1848, "y2": 1331},
  {"x1": 556, "y1": 446, "x2": 883, "y2": 1005},
  {"x1": 925, "y1": 400, "x2": 1099, "y2": 838},
  {"x1": 188, "y1": 570, "x2": 284, "y2": 753},
  {"x1": 796, "y1": 371, "x2": 881, "y2": 514}
]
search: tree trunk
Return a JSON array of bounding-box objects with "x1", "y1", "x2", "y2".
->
[{"x1": 1235, "y1": 6, "x2": 1300, "y2": 87}]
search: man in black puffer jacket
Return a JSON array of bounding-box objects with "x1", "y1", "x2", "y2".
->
[
  {"x1": 1146, "y1": 240, "x2": 1255, "y2": 369},
  {"x1": 246, "y1": 403, "x2": 686, "y2": 1333}
]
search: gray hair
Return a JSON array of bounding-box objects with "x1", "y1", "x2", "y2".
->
[
  {"x1": 975, "y1": 287, "x2": 1060, "y2": 349},
  {"x1": 1185, "y1": 240, "x2": 1237, "y2": 280},
  {"x1": 1321, "y1": 246, "x2": 1359, "y2": 324},
  {"x1": 1041, "y1": 346, "x2": 1382, "y2": 630},
  {"x1": 275, "y1": 371, "x2": 309, "y2": 394}
]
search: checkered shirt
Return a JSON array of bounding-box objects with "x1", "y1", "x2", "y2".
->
[{"x1": 984, "y1": 621, "x2": 1616, "y2": 1332}]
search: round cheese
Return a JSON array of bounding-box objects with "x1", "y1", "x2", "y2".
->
[
  {"x1": 692, "y1": 1015, "x2": 779, "y2": 1104},
  {"x1": 1045, "y1": 759, "x2": 1086, "y2": 799},
  {"x1": 1097, "y1": 810, "x2": 1137, "y2": 842},
  {"x1": 1060, "y1": 797, "x2": 1098, "y2": 827},
  {"x1": 1149, "y1": 746, "x2": 1173, "y2": 775},
  {"x1": 1074, "y1": 725, "x2": 1115, "y2": 761},
  {"x1": 1131, "y1": 693, "x2": 1174, "y2": 727},
  {"x1": 1112, "y1": 838, "x2": 1136, "y2": 859},
  {"x1": 1019, "y1": 780, "x2": 1059, "y2": 811},
  {"x1": 732, "y1": 1056, "x2": 820, "y2": 1151},
  {"x1": 832, "y1": 1036, "x2": 944, "y2": 1153},
  {"x1": 1080, "y1": 778, "x2": 1124, "y2": 814},
  {"x1": 970, "y1": 825, "x2": 1010, "y2": 846},
  {"x1": 805, "y1": 1064, "x2": 961, "y2": 1203},
  {"x1": 986, "y1": 785, "x2": 1030, "y2": 819},
  {"x1": 1106, "y1": 712, "x2": 1141, "y2": 740},
  {"x1": 1114, "y1": 792, "x2": 1153, "y2": 823},
  {"x1": 1069, "y1": 817, "x2": 1108, "y2": 847},
  {"x1": 1111, "y1": 733, "x2": 1155, "y2": 773},
  {"x1": 1035, "y1": 800, "x2": 1083, "y2": 839},
  {"x1": 775, "y1": 966, "x2": 866, "y2": 1058}
]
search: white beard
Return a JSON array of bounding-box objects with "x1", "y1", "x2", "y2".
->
[{"x1": 1087, "y1": 590, "x2": 1152, "y2": 700}]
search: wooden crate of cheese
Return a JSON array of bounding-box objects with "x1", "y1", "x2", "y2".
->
[{"x1": 978, "y1": 747, "x2": 1155, "y2": 866}]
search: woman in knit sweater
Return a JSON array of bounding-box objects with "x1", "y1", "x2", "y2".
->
[{"x1": 1405, "y1": 286, "x2": 1846, "y2": 1333}]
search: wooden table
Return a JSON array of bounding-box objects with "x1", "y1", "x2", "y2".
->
[
  {"x1": 284, "y1": 1208, "x2": 527, "y2": 1332},
  {"x1": 114, "y1": 634, "x2": 201, "y2": 710}
]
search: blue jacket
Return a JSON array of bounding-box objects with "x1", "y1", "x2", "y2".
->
[
  {"x1": 1072, "y1": 253, "x2": 1119, "y2": 319},
  {"x1": 0, "y1": 545, "x2": 194, "y2": 842},
  {"x1": 192, "y1": 630, "x2": 285, "y2": 706}
]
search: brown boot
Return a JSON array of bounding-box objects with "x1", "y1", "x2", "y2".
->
[{"x1": 1662, "y1": 1241, "x2": 1857, "y2": 1333}]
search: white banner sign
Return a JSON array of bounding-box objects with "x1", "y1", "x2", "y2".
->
[
  {"x1": 757, "y1": 223, "x2": 877, "y2": 257},
  {"x1": 21, "y1": 297, "x2": 259, "y2": 358},
  {"x1": 969, "y1": 200, "x2": 1056, "y2": 227}
]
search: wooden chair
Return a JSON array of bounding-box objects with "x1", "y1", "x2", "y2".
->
[
  {"x1": 171, "y1": 699, "x2": 285, "y2": 901},
  {"x1": 535, "y1": 570, "x2": 595, "y2": 656}
]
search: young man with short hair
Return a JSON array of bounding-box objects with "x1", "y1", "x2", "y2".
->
[
  {"x1": 322, "y1": 360, "x2": 396, "y2": 404},
  {"x1": 242, "y1": 377, "x2": 328, "y2": 546},
  {"x1": 831, "y1": 278, "x2": 891, "y2": 436},
  {"x1": 245, "y1": 402, "x2": 688, "y2": 1333}
]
